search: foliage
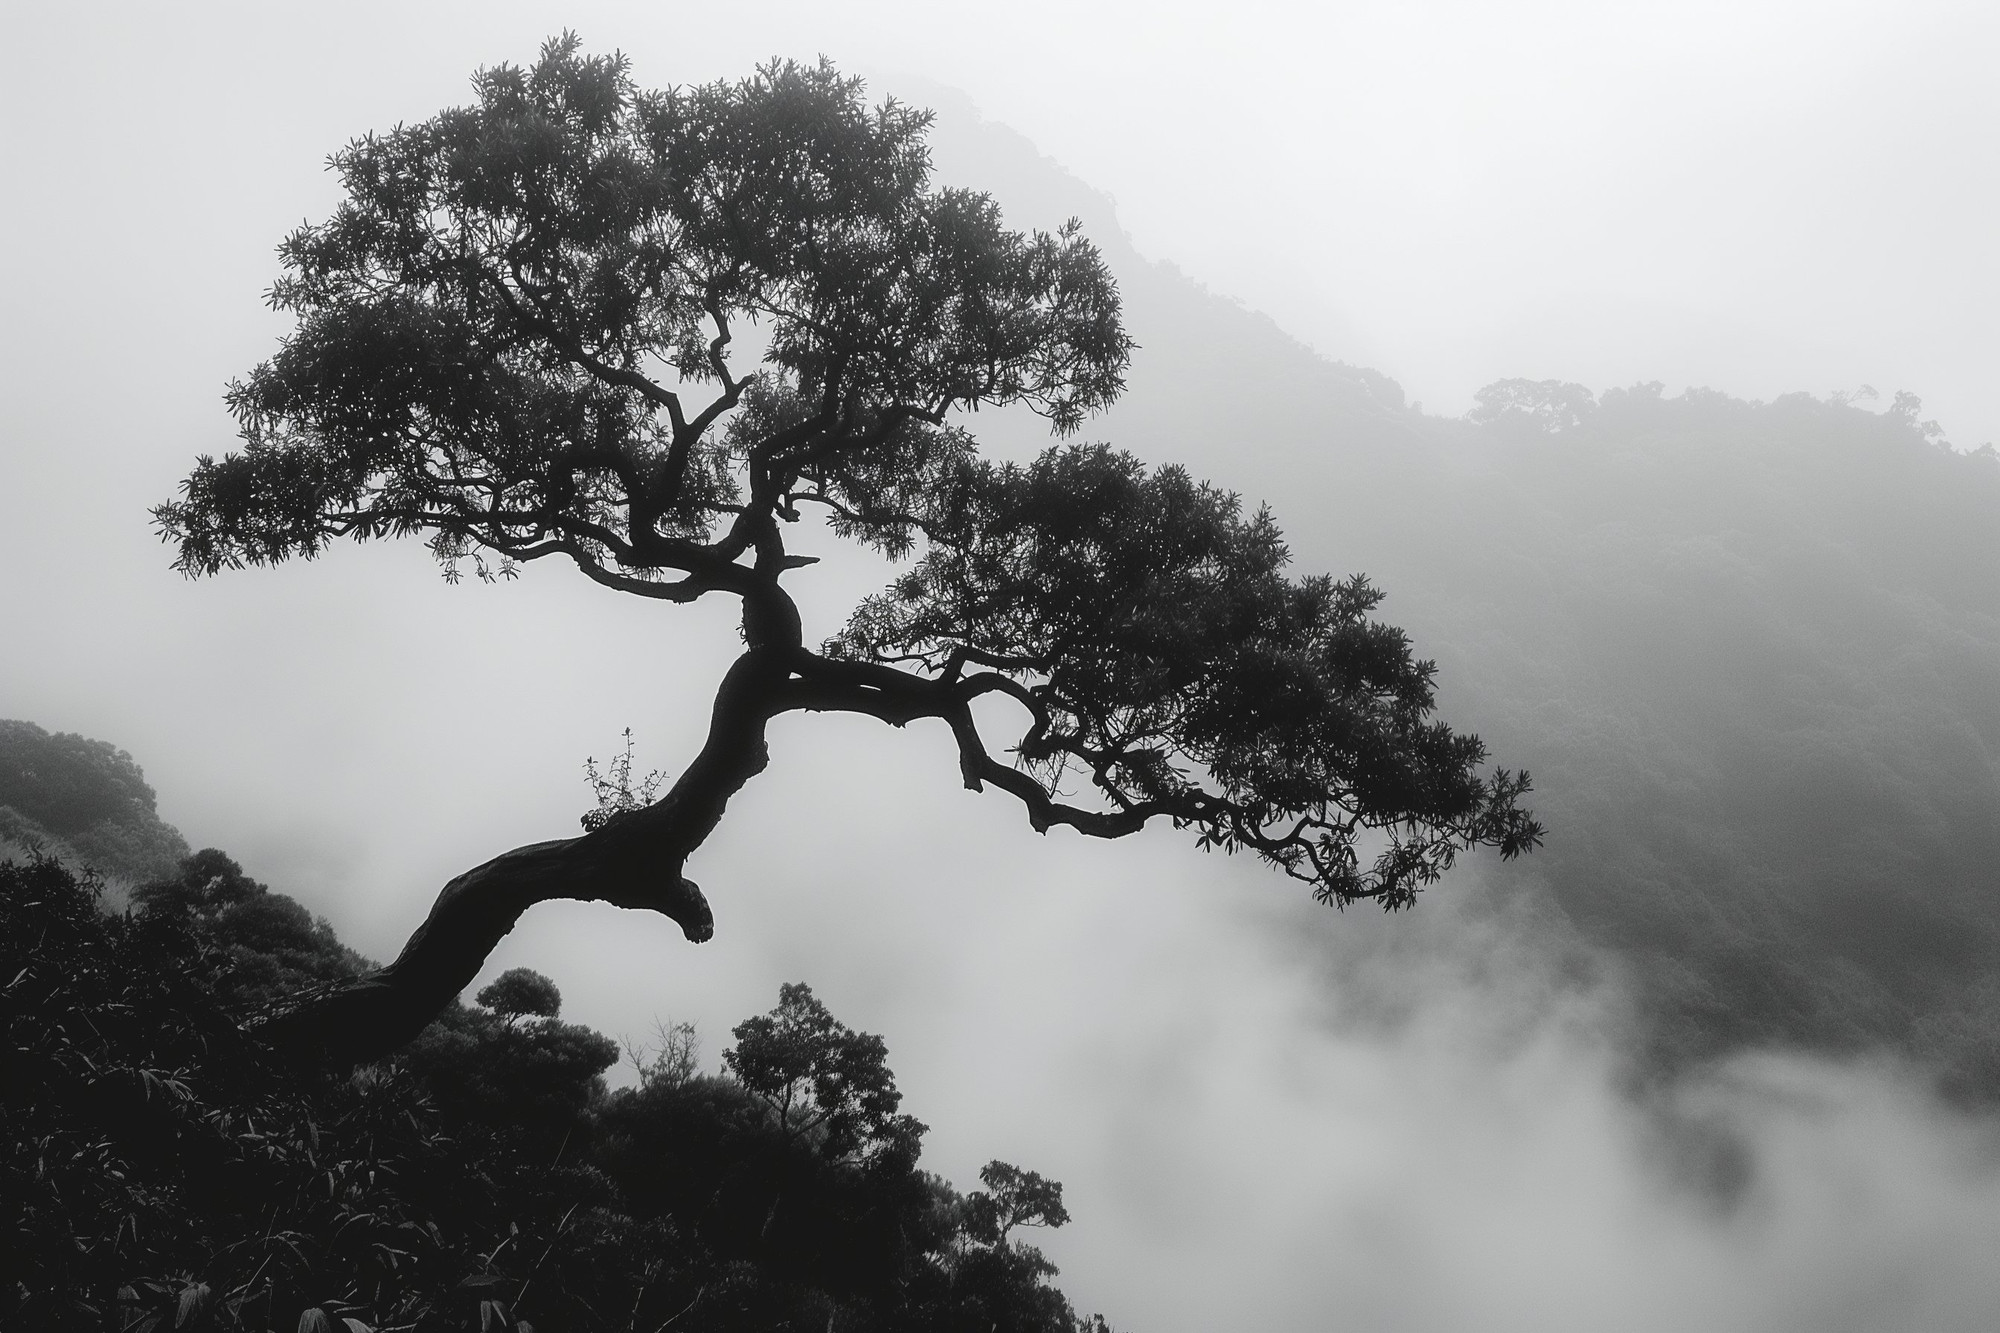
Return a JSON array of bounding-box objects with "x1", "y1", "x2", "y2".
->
[
  {"x1": 154, "y1": 35, "x2": 1128, "y2": 590},
  {"x1": 0, "y1": 719, "x2": 190, "y2": 885},
  {"x1": 403, "y1": 974, "x2": 620, "y2": 1154},
  {"x1": 965, "y1": 1161, "x2": 1071, "y2": 1243},
  {"x1": 134, "y1": 848, "x2": 367, "y2": 1008},
  {"x1": 832, "y1": 442, "x2": 1540, "y2": 904},
  {"x1": 5, "y1": 850, "x2": 1119, "y2": 1331},
  {"x1": 1, "y1": 854, "x2": 480, "y2": 1332},
  {"x1": 723, "y1": 981, "x2": 924, "y2": 1162},
  {"x1": 0, "y1": 720, "x2": 163, "y2": 838}
]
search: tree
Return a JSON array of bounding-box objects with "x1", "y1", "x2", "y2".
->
[
  {"x1": 475, "y1": 966, "x2": 564, "y2": 1022},
  {"x1": 723, "y1": 981, "x2": 923, "y2": 1162},
  {"x1": 154, "y1": 35, "x2": 1540, "y2": 1064},
  {"x1": 136, "y1": 848, "x2": 367, "y2": 1008},
  {"x1": 1465, "y1": 377, "x2": 1597, "y2": 435},
  {"x1": 964, "y1": 1161, "x2": 1069, "y2": 1244},
  {"x1": 0, "y1": 718, "x2": 191, "y2": 885}
]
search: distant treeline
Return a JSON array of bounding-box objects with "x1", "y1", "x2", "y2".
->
[
  {"x1": 1429, "y1": 382, "x2": 2000, "y2": 1091},
  {"x1": 1108, "y1": 291, "x2": 2000, "y2": 1092}
]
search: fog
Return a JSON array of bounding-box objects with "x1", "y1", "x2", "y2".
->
[{"x1": 6, "y1": 3, "x2": 2000, "y2": 1328}]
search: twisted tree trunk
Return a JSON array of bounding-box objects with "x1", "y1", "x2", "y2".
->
[{"x1": 257, "y1": 649, "x2": 788, "y2": 1065}]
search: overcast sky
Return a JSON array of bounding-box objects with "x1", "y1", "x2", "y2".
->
[{"x1": 6, "y1": 4, "x2": 2000, "y2": 1328}]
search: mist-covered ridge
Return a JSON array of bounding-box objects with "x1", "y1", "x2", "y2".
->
[
  {"x1": 0, "y1": 719, "x2": 190, "y2": 894},
  {"x1": 917, "y1": 100, "x2": 2000, "y2": 1093}
]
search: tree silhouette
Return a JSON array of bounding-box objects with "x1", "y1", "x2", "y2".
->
[
  {"x1": 723, "y1": 981, "x2": 922, "y2": 1162},
  {"x1": 475, "y1": 967, "x2": 564, "y2": 1023},
  {"x1": 155, "y1": 35, "x2": 1540, "y2": 1063}
]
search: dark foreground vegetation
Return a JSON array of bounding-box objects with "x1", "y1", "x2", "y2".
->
[{"x1": 2, "y1": 847, "x2": 1113, "y2": 1332}]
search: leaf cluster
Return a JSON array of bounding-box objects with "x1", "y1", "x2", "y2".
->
[
  {"x1": 722, "y1": 981, "x2": 923, "y2": 1164},
  {"x1": 834, "y1": 444, "x2": 1542, "y2": 905},
  {"x1": 0, "y1": 720, "x2": 190, "y2": 885}
]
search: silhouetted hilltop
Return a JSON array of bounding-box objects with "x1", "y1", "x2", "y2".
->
[{"x1": 1383, "y1": 386, "x2": 2000, "y2": 1092}]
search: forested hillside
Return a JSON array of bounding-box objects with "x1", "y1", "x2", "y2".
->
[
  {"x1": 1407, "y1": 386, "x2": 2000, "y2": 1088},
  {"x1": 1067, "y1": 216, "x2": 2000, "y2": 1089},
  {"x1": 0, "y1": 719, "x2": 189, "y2": 892}
]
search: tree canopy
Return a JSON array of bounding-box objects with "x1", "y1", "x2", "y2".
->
[
  {"x1": 154, "y1": 35, "x2": 1538, "y2": 1063},
  {"x1": 0, "y1": 719, "x2": 190, "y2": 886}
]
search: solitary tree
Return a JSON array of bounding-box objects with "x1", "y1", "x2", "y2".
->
[{"x1": 156, "y1": 36, "x2": 1541, "y2": 1063}]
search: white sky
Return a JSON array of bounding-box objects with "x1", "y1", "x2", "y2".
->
[
  {"x1": 6, "y1": 4, "x2": 2000, "y2": 1328},
  {"x1": 11, "y1": 1, "x2": 1997, "y2": 435}
]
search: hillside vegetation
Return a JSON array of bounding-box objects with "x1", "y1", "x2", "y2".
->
[
  {"x1": 3, "y1": 819, "x2": 1114, "y2": 1331},
  {"x1": 1084, "y1": 222, "x2": 2000, "y2": 1088},
  {"x1": 0, "y1": 720, "x2": 189, "y2": 892}
]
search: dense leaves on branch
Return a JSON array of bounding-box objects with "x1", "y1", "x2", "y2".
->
[
  {"x1": 155, "y1": 34, "x2": 1127, "y2": 608},
  {"x1": 723, "y1": 981, "x2": 924, "y2": 1162},
  {"x1": 4, "y1": 850, "x2": 1116, "y2": 1331},
  {"x1": 0, "y1": 720, "x2": 190, "y2": 886},
  {"x1": 831, "y1": 443, "x2": 1540, "y2": 904}
]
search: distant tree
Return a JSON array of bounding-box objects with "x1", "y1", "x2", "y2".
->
[
  {"x1": 0, "y1": 719, "x2": 190, "y2": 884},
  {"x1": 403, "y1": 970, "x2": 619, "y2": 1150},
  {"x1": 724, "y1": 981, "x2": 923, "y2": 1162},
  {"x1": 475, "y1": 966, "x2": 564, "y2": 1023},
  {"x1": 594, "y1": 983, "x2": 1105, "y2": 1331},
  {"x1": 965, "y1": 1161, "x2": 1070, "y2": 1244},
  {"x1": 581, "y1": 728, "x2": 665, "y2": 833},
  {"x1": 625, "y1": 1016, "x2": 702, "y2": 1088},
  {"x1": 1887, "y1": 388, "x2": 1948, "y2": 445},
  {"x1": 1466, "y1": 378, "x2": 1597, "y2": 435},
  {"x1": 154, "y1": 34, "x2": 1539, "y2": 1063}
]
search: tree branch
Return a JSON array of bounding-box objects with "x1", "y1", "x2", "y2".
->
[{"x1": 256, "y1": 649, "x2": 792, "y2": 1065}]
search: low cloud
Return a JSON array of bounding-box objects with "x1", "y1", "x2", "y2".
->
[{"x1": 1013, "y1": 883, "x2": 2000, "y2": 1332}]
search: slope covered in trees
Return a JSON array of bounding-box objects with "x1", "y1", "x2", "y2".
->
[
  {"x1": 1035, "y1": 173, "x2": 2000, "y2": 1089},
  {"x1": 0, "y1": 719, "x2": 189, "y2": 891}
]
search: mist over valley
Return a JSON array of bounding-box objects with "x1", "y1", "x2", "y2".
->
[{"x1": 6, "y1": 9, "x2": 2000, "y2": 1329}]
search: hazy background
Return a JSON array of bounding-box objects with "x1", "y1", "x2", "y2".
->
[{"x1": 5, "y1": 3, "x2": 2000, "y2": 1328}]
